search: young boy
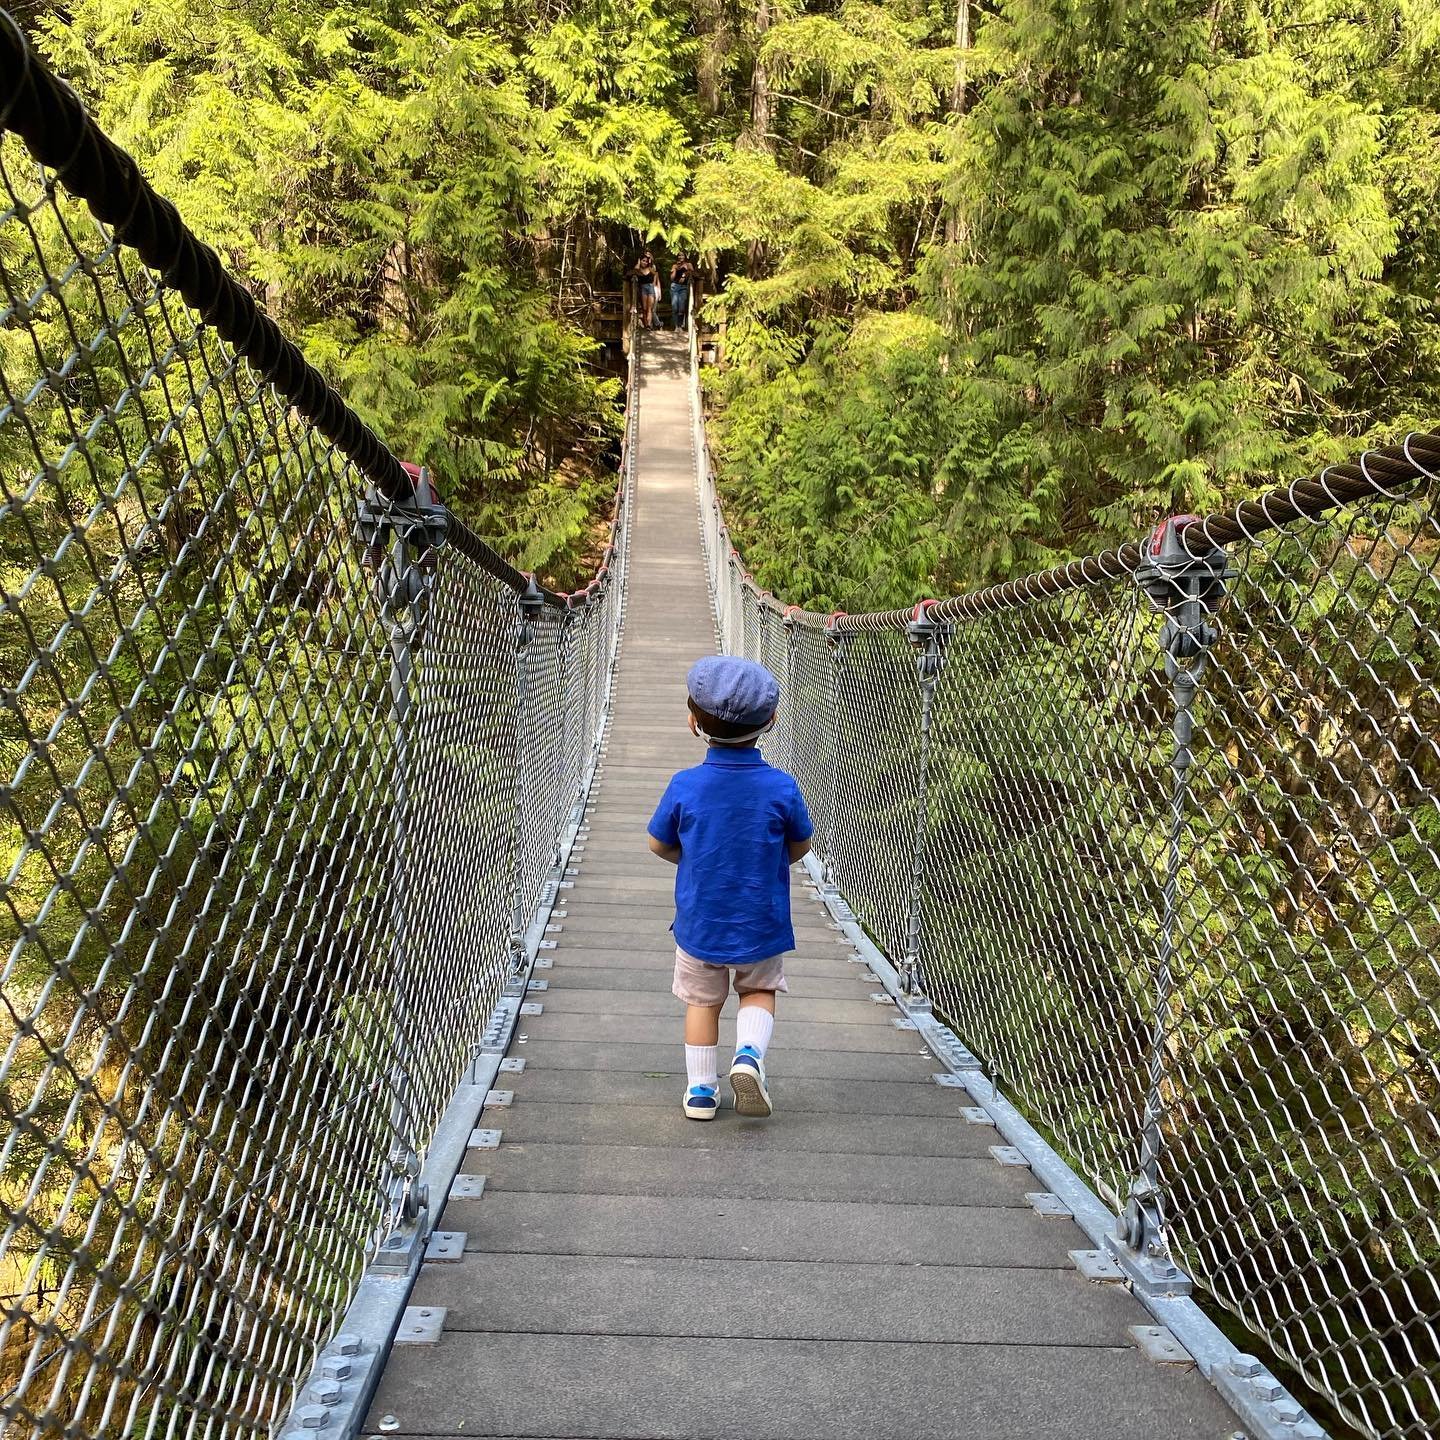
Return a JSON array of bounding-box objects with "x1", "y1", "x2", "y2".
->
[{"x1": 646, "y1": 656, "x2": 813, "y2": 1120}]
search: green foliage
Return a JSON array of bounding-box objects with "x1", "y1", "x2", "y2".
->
[
  {"x1": 38, "y1": 0, "x2": 700, "y2": 588},
  {"x1": 709, "y1": 310, "x2": 969, "y2": 607},
  {"x1": 699, "y1": 0, "x2": 1440, "y2": 609}
]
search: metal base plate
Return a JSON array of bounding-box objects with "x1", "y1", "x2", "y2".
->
[
  {"x1": 989, "y1": 1145, "x2": 1027, "y2": 1166},
  {"x1": 1129, "y1": 1325, "x2": 1193, "y2": 1366},
  {"x1": 1027, "y1": 1191, "x2": 1073, "y2": 1218},
  {"x1": 394, "y1": 1306, "x2": 446, "y2": 1345},
  {"x1": 1070, "y1": 1249, "x2": 1125, "y2": 1283},
  {"x1": 424, "y1": 1230, "x2": 466, "y2": 1262}
]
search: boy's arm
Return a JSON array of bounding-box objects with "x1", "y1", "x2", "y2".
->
[
  {"x1": 647, "y1": 778, "x2": 682, "y2": 863},
  {"x1": 786, "y1": 781, "x2": 814, "y2": 865}
]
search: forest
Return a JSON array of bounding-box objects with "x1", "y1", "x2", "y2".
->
[
  {"x1": 17, "y1": 0, "x2": 1440, "y2": 604},
  {"x1": 3, "y1": 0, "x2": 1440, "y2": 1436}
]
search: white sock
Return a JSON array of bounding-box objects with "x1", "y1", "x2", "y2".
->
[
  {"x1": 735, "y1": 1006, "x2": 774, "y2": 1059},
  {"x1": 685, "y1": 1045, "x2": 718, "y2": 1090}
]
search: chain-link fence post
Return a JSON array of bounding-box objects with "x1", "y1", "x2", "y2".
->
[
  {"x1": 509, "y1": 574, "x2": 547, "y2": 972},
  {"x1": 819, "y1": 613, "x2": 849, "y2": 899},
  {"x1": 357, "y1": 472, "x2": 445, "y2": 1245},
  {"x1": 780, "y1": 608, "x2": 798, "y2": 773},
  {"x1": 900, "y1": 601, "x2": 949, "y2": 1008},
  {"x1": 1107, "y1": 517, "x2": 1233, "y2": 1296},
  {"x1": 559, "y1": 601, "x2": 587, "y2": 834}
]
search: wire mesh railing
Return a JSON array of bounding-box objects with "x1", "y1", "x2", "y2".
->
[
  {"x1": 691, "y1": 324, "x2": 1440, "y2": 1438},
  {"x1": 0, "y1": 15, "x2": 630, "y2": 1437}
]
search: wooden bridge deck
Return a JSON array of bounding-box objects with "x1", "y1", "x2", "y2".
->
[{"x1": 364, "y1": 331, "x2": 1242, "y2": 1439}]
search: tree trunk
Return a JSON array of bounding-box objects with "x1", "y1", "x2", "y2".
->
[
  {"x1": 944, "y1": 0, "x2": 970, "y2": 246},
  {"x1": 696, "y1": 0, "x2": 730, "y2": 115},
  {"x1": 750, "y1": 0, "x2": 773, "y2": 148},
  {"x1": 745, "y1": 0, "x2": 775, "y2": 277}
]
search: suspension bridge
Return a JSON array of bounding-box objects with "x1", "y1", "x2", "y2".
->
[{"x1": 2, "y1": 14, "x2": 1438, "y2": 1440}]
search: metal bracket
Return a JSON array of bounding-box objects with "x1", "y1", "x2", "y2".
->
[
  {"x1": 276, "y1": 1327, "x2": 379, "y2": 1437},
  {"x1": 520, "y1": 1001, "x2": 544, "y2": 1015},
  {"x1": 905, "y1": 599, "x2": 951, "y2": 681},
  {"x1": 480, "y1": 998, "x2": 519, "y2": 1055},
  {"x1": 449, "y1": 1174, "x2": 487, "y2": 1199},
  {"x1": 930, "y1": 1027, "x2": 983, "y2": 1071},
  {"x1": 469, "y1": 1128, "x2": 502, "y2": 1149},
  {"x1": 485, "y1": 1089, "x2": 514, "y2": 1108},
  {"x1": 499, "y1": 1057, "x2": 526, "y2": 1073},
  {"x1": 1213, "y1": 1355, "x2": 1327, "y2": 1440},
  {"x1": 1135, "y1": 515, "x2": 1235, "y2": 676},
  {"x1": 932, "y1": 1073, "x2": 968, "y2": 1089},
  {"x1": 355, "y1": 475, "x2": 448, "y2": 645},
  {"x1": 1105, "y1": 1192, "x2": 1194, "y2": 1299},
  {"x1": 989, "y1": 1145, "x2": 1028, "y2": 1167},
  {"x1": 372, "y1": 1222, "x2": 426, "y2": 1274},
  {"x1": 960, "y1": 1107, "x2": 991, "y2": 1125}
]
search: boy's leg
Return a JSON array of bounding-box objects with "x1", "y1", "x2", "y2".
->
[
  {"x1": 730, "y1": 986, "x2": 778, "y2": 1117},
  {"x1": 735, "y1": 990, "x2": 776, "y2": 1058},
  {"x1": 683, "y1": 1006, "x2": 722, "y2": 1119},
  {"x1": 684, "y1": 1002, "x2": 723, "y2": 1047},
  {"x1": 674, "y1": 947, "x2": 727, "y2": 1118}
]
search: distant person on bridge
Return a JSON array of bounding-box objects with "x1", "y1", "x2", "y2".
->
[
  {"x1": 632, "y1": 250, "x2": 659, "y2": 330},
  {"x1": 669, "y1": 252, "x2": 694, "y2": 331},
  {"x1": 646, "y1": 657, "x2": 813, "y2": 1121}
]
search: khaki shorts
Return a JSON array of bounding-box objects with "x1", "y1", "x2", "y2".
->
[{"x1": 672, "y1": 946, "x2": 788, "y2": 1007}]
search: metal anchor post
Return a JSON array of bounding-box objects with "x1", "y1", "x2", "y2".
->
[
  {"x1": 901, "y1": 601, "x2": 950, "y2": 1009},
  {"x1": 1108, "y1": 515, "x2": 1233, "y2": 1296},
  {"x1": 819, "y1": 613, "x2": 850, "y2": 902},
  {"x1": 509, "y1": 573, "x2": 547, "y2": 972},
  {"x1": 356, "y1": 468, "x2": 447, "y2": 1238}
]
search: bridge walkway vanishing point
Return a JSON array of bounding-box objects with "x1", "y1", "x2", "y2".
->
[{"x1": 362, "y1": 333, "x2": 1244, "y2": 1439}]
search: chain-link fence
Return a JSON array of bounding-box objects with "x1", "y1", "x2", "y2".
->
[
  {"x1": 692, "y1": 321, "x2": 1440, "y2": 1438},
  {"x1": 0, "y1": 18, "x2": 629, "y2": 1437}
]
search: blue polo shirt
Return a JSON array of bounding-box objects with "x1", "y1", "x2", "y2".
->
[{"x1": 647, "y1": 747, "x2": 813, "y2": 964}]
